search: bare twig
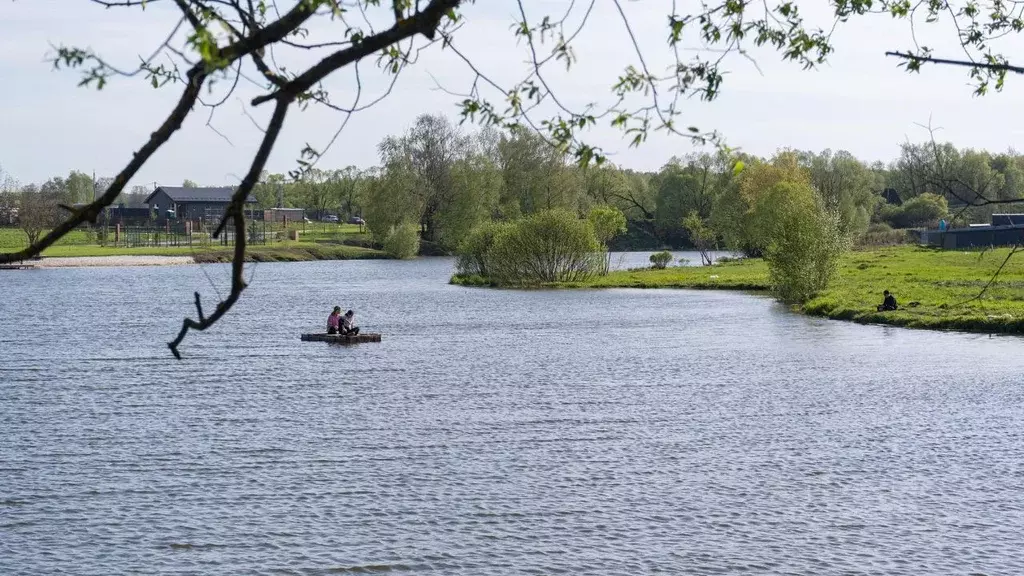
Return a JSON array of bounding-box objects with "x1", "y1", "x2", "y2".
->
[{"x1": 956, "y1": 240, "x2": 1022, "y2": 307}]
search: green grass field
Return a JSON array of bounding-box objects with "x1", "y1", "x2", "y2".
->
[
  {"x1": 550, "y1": 245, "x2": 1024, "y2": 334},
  {"x1": 0, "y1": 224, "x2": 383, "y2": 260},
  {"x1": 805, "y1": 246, "x2": 1024, "y2": 333},
  {"x1": 0, "y1": 227, "x2": 98, "y2": 250}
]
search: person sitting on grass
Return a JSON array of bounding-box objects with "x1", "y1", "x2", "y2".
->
[
  {"x1": 327, "y1": 306, "x2": 342, "y2": 334},
  {"x1": 340, "y1": 310, "x2": 360, "y2": 336},
  {"x1": 877, "y1": 290, "x2": 898, "y2": 312}
]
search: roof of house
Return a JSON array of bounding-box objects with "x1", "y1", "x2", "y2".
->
[{"x1": 144, "y1": 186, "x2": 256, "y2": 204}]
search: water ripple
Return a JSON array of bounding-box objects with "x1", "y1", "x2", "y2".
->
[{"x1": 2, "y1": 258, "x2": 1024, "y2": 575}]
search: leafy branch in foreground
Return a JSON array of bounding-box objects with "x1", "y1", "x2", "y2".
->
[{"x1": 3, "y1": 0, "x2": 1023, "y2": 357}]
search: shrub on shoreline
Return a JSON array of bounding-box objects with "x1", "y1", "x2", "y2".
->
[{"x1": 649, "y1": 251, "x2": 673, "y2": 269}]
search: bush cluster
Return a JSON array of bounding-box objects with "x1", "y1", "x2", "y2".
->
[
  {"x1": 876, "y1": 193, "x2": 949, "y2": 229},
  {"x1": 649, "y1": 251, "x2": 673, "y2": 269},
  {"x1": 756, "y1": 182, "x2": 849, "y2": 303},
  {"x1": 455, "y1": 209, "x2": 604, "y2": 285}
]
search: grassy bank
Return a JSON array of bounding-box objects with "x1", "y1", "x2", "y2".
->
[
  {"x1": 193, "y1": 243, "x2": 386, "y2": 263},
  {"x1": 803, "y1": 246, "x2": 1024, "y2": 333},
  {"x1": 458, "y1": 246, "x2": 1024, "y2": 334},
  {"x1": 21, "y1": 242, "x2": 386, "y2": 262}
]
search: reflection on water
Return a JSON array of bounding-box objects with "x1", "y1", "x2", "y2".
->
[{"x1": 2, "y1": 256, "x2": 1023, "y2": 575}]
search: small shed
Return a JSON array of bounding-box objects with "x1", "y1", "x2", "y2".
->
[{"x1": 264, "y1": 207, "x2": 306, "y2": 223}]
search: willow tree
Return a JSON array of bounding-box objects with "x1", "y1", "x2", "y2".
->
[{"x1": 0, "y1": 0, "x2": 1017, "y2": 357}]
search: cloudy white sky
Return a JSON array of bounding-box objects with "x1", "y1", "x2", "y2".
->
[{"x1": 2, "y1": 0, "x2": 1023, "y2": 187}]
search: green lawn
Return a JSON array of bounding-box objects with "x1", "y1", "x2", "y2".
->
[
  {"x1": 553, "y1": 257, "x2": 771, "y2": 291},
  {"x1": 0, "y1": 225, "x2": 383, "y2": 260},
  {"x1": 805, "y1": 246, "x2": 1024, "y2": 333},
  {"x1": 0, "y1": 227, "x2": 97, "y2": 250},
  {"x1": 550, "y1": 245, "x2": 1024, "y2": 334}
]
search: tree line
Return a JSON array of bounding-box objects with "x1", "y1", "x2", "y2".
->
[
  {"x1": 262, "y1": 114, "x2": 1023, "y2": 256},
  {"x1": 3, "y1": 113, "x2": 1024, "y2": 253}
]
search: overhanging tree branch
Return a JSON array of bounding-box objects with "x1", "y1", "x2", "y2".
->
[
  {"x1": 251, "y1": 0, "x2": 461, "y2": 107},
  {"x1": 171, "y1": 0, "x2": 464, "y2": 357},
  {"x1": 885, "y1": 51, "x2": 1024, "y2": 75},
  {"x1": 0, "y1": 0, "x2": 320, "y2": 266},
  {"x1": 168, "y1": 98, "x2": 290, "y2": 359}
]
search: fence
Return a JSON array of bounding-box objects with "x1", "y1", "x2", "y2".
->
[
  {"x1": 99, "y1": 220, "x2": 270, "y2": 248},
  {"x1": 2, "y1": 216, "x2": 359, "y2": 253}
]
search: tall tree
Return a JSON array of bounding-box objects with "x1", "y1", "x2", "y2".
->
[
  {"x1": 364, "y1": 154, "x2": 421, "y2": 244},
  {"x1": 17, "y1": 185, "x2": 61, "y2": 246},
  {"x1": 252, "y1": 172, "x2": 288, "y2": 209},
  {"x1": 379, "y1": 113, "x2": 471, "y2": 241},
  {"x1": 497, "y1": 127, "x2": 571, "y2": 217},
  {"x1": 436, "y1": 154, "x2": 502, "y2": 251},
  {"x1": 713, "y1": 152, "x2": 809, "y2": 256},
  {"x1": 804, "y1": 149, "x2": 878, "y2": 238},
  {"x1": 0, "y1": 168, "x2": 18, "y2": 225},
  {"x1": 333, "y1": 166, "x2": 367, "y2": 220},
  {"x1": 652, "y1": 153, "x2": 736, "y2": 244},
  {"x1": 587, "y1": 205, "x2": 627, "y2": 273},
  {"x1": 66, "y1": 171, "x2": 95, "y2": 204},
  {"x1": 583, "y1": 164, "x2": 654, "y2": 221},
  {"x1": 296, "y1": 168, "x2": 334, "y2": 220}
]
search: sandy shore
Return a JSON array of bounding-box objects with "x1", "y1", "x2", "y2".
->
[{"x1": 29, "y1": 255, "x2": 197, "y2": 268}]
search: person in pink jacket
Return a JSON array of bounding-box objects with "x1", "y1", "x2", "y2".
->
[{"x1": 327, "y1": 306, "x2": 342, "y2": 334}]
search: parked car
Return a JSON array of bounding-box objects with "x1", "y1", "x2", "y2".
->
[
  {"x1": 348, "y1": 216, "x2": 365, "y2": 225},
  {"x1": 323, "y1": 215, "x2": 339, "y2": 223}
]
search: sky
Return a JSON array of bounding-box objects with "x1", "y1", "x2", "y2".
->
[{"x1": 2, "y1": 0, "x2": 1024, "y2": 188}]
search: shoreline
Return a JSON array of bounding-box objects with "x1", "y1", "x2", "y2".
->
[
  {"x1": 16, "y1": 255, "x2": 197, "y2": 268},
  {"x1": 451, "y1": 246, "x2": 1024, "y2": 336}
]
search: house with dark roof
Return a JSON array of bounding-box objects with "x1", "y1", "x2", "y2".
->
[{"x1": 144, "y1": 186, "x2": 257, "y2": 224}]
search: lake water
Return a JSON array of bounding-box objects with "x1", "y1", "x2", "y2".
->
[{"x1": 2, "y1": 255, "x2": 1024, "y2": 575}]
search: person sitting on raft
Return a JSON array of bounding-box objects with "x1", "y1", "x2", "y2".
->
[
  {"x1": 877, "y1": 290, "x2": 898, "y2": 312},
  {"x1": 340, "y1": 310, "x2": 360, "y2": 336},
  {"x1": 327, "y1": 306, "x2": 343, "y2": 334}
]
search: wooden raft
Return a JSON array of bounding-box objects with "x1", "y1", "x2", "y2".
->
[{"x1": 300, "y1": 332, "x2": 382, "y2": 344}]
